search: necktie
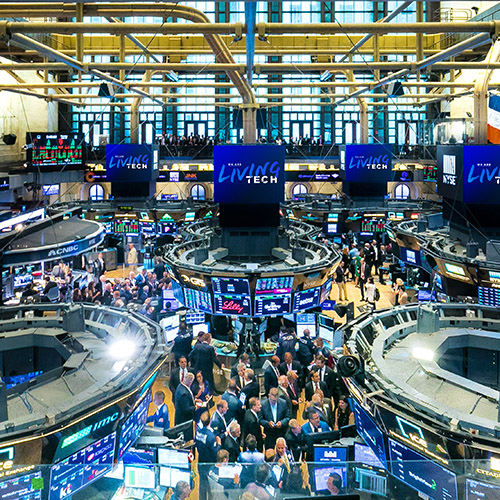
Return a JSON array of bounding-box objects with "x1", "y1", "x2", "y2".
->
[
  {"x1": 290, "y1": 384, "x2": 296, "y2": 398},
  {"x1": 181, "y1": 369, "x2": 185, "y2": 383},
  {"x1": 314, "y1": 426, "x2": 319, "y2": 433},
  {"x1": 272, "y1": 404, "x2": 277, "y2": 422}
]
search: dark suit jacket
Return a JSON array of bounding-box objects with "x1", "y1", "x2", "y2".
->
[
  {"x1": 222, "y1": 434, "x2": 241, "y2": 463},
  {"x1": 188, "y1": 342, "x2": 221, "y2": 386},
  {"x1": 304, "y1": 380, "x2": 329, "y2": 402},
  {"x1": 278, "y1": 386, "x2": 292, "y2": 415},
  {"x1": 168, "y1": 367, "x2": 194, "y2": 395},
  {"x1": 259, "y1": 398, "x2": 290, "y2": 447},
  {"x1": 314, "y1": 366, "x2": 337, "y2": 399},
  {"x1": 242, "y1": 380, "x2": 260, "y2": 401},
  {"x1": 279, "y1": 360, "x2": 301, "y2": 376},
  {"x1": 286, "y1": 382, "x2": 300, "y2": 418},
  {"x1": 242, "y1": 409, "x2": 264, "y2": 451},
  {"x1": 210, "y1": 411, "x2": 228, "y2": 439},
  {"x1": 264, "y1": 365, "x2": 280, "y2": 395},
  {"x1": 174, "y1": 383, "x2": 195, "y2": 426}
]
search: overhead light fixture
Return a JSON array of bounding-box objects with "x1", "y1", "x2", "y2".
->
[
  {"x1": 320, "y1": 70, "x2": 333, "y2": 83},
  {"x1": 166, "y1": 70, "x2": 179, "y2": 83},
  {"x1": 109, "y1": 339, "x2": 136, "y2": 360}
]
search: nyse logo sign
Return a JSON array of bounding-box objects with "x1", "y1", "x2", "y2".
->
[{"x1": 443, "y1": 154, "x2": 457, "y2": 186}]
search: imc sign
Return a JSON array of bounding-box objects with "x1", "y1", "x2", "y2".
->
[
  {"x1": 213, "y1": 145, "x2": 285, "y2": 204},
  {"x1": 106, "y1": 144, "x2": 159, "y2": 182},
  {"x1": 342, "y1": 144, "x2": 393, "y2": 183},
  {"x1": 463, "y1": 145, "x2": 500, "y2": 205}
]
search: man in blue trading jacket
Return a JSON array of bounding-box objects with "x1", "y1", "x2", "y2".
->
[
  {"x1": 146, "y1": 391, "x2": 170, "y2": 430},
  {"x1": 301, "y1": 409, "x2": 332, "y2": 435},
  {"x1": 195, "y1": 411, "x2": 220, "y2": 500}
]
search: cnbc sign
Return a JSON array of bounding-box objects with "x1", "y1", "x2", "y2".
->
[{"x1": 106, "y1": 144, "x2": 159, "y2": 182}]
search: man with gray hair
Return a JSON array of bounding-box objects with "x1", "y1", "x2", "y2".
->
[
  {"x1": 171, "y1": 480, "x2": 191, "y2": 500},
  {"x1": 222, "y1": 420, "x2": 242, "y2": 462},
  {"x1": 174, "y1": 371, "x2": 196, "y2": 425}
]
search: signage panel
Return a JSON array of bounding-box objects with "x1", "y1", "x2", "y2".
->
[
  {"x1": 341, "y1": 144, "x2": 393, "y2": 183},
  {"x1": 106, "y1": 144, "x2": 159, "y2": 182},
  {"x1": 463, "y1": 145, "x2": 500, "y2": 204}
]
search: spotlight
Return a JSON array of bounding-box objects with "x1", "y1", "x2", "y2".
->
[
  {"x1": 2, "y1": 134, "x2": 16, "y2": 146},
  {"x1": 412, "y1": 347, "x2": 434, "y2": 361},
  {"x1": 109, "y1": 339, "x2": 136, "y2": 360}
]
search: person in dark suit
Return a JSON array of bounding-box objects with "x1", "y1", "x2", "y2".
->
[
  {"x1": 210, "y1": 400, "x2": 229, "y2": 440},
  {"x1": 230, "y1": 353, "x2": 250, "y2": 378},
  {"x1": 174, "y1": 372, "x2": 196, "y2": 425},
  {"x1": 259, "y1": 388, "x2": 291, "y2": 449},
  {"x1": 359, "y1": 257, "x2": 368, "y2": 301},
  {"x1": 221, "y1": 379, "x2": 244, "y2": 423},
  {"x1": 242, "y1": 398, "x2": 264, "y2": 452},
  {"x1": 279, "y1": 352, "x2": 301, "y2": 379},
  {"x1": 222, "y1": 421, "x2": 242, "y2": 463},
  {"x1": 277, "y1": 375, "x2": 293, "y2": 416},
  {"x1": 312, "y1": 354, "x2": 337, "y2": 402},
  {"x1": 284, "y1": 419, "x2": 308, "y2": 462},
  {"x1": 242, "y1": 369, "x2": 260, "y2": 401},
  {"x1": 168, "y1": 356, "x2": 194, "y2": 396},
  {"x1": 286, "y1": 370, "x2": 302, "y2": 419},
  {"x1": 172, "y1": 323, "x2": 193, "y2": 362},
  {"x1": 264, "y1": 356, "x2": 281, "y2": 395},
  {"x1": 196, "y1": 411, "x2": 219, "y2": 500},
  {"x1": 304, "y1": 371, "x2": 328, "y2": 402},
  {"x1": 188, "y1": 333, "x2": 223, "y2": 392},
  {"x1": 146, "y1": 391, "x2": 170, "y2": 430},
  {"x1": 93, "y1": 252, "x2": 106, "y2": 278}
]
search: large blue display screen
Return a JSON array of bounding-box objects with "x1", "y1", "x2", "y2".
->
[
  {"x1": 463, "y1": 145, "x2": 500, "y2": 204},
  {"x1": 213, "y1": 145, "x2": 285, "y2": 204},
  {"x1": 389, "y1": 438, "x2": 458, "y2": 500},
  {"x1": 466, "y1": 478, "x2": 500, "y2": 500},
  {"x1": 49, "y1": 432, "x2": 116, "y2": 500},
  {"x1": 106, "y1": 144, "x2": 159, "y2": 182},
  {"x1": 0, "y1": 471, "x2": 42, "y2": 500},
  {"x1": 118, "y1": 391, "x2": 152, "y2": 460},
  {"x1": 212, "y1": 277, "x2": 250, "y2": 295},
  {"x1": 293, "y1": 287, "x2": 321, "y2": 313},
  {"x1": 254, "y1": 294, "x2": 291, "y2": 316},
  {"x1": 341, "y1": 144, "x2": 393, "y2": 183},
  {"x1": 314, "y1": 446, "x2": 348, "y2": 463},
  {"x1": 184, "y1": 288, "x2": 213, "y2": 313},
  {"x1": 352, "y1": 399, "x2": 387, "y2": 469}
]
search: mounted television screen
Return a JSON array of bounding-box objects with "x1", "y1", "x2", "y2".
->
[
  {"x1": 478, "y1": 286, "x2": 500, "y2": 307},
  {"x1": 293, "y1": 287, "x2": 321, "y2": 313},
  {"x1": 312, "y1": 465, "x2": 348, "y2": 495},
  {"x1": 466, "y1": 478, "x2": 500, "y2": 500},
  {"x1": 114, "y1": 219, "x2": 139, "y2": 234},
  {"x1": 255, "y1": 276, "x2": 293, "y2": 295},
  {"x1": 354, "y1": 442, "x2": 386, "y2": 469},
  {"x1": 212, "y1": 277, "x2": 250, "y2": 295},
  {"x1": 118, "y1": 392, "x2": 152, "y2": 459},
  {"x1": 159, "y1": 467, "x2": 192, "y2": 488},
  {"x1": 27, "y1": 132, "x2": 84, "y2": 169},
  {"x1": 186, "y1": 312, "x2": 205, "y2": 324},
  {"x1": 42, "y1": 184, "x2": 60, "y2": 196},
  {"x1": 314, "y1": 446, "x2": 348, "y2": 463},
  {"x1": 296, "y1": 313, "x2": 316, "y2": 337},
  {"x1": 400, "y1": 248, "x2": 422, "y2": 267},
  {"x1": 254, "y1": 294, "x2": 292, "y2": 316},
  {"x1": 162, "y1": 288, "x2": 181, "y2": 312},
  {"x1": 184, "y1": 288, "x2": 213, "y2": 313},
  {"x1": 0, "y1": 471, "x2": 43, "y2": 500},
  {"x1": 157, "y1": 448, "x2": 190, "y2": 469},
  {"x1": 214, "y1": 294, "x2": 252, "y2": 317}
]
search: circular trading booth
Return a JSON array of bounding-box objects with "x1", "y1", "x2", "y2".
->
[
  {"x1": 0, "y1": 302, "x2": 170, "y2": 500},
  {"x1": 338, "y1": 302, "x2": 500, "y2": 500}
]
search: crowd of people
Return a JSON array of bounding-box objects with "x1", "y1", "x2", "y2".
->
[{"x1": 153, "y1": 324, "x2": 354, "y2": 499}]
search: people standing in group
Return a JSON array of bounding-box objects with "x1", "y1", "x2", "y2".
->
[{"x1": 189, "y1": 332, "x2": 224, "y2": 393}]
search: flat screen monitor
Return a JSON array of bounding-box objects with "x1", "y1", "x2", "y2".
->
[
  {"x1": 165, "y1": 420, "x2": 194, "y2": 443},
  {"x1": 164, "y1": 327, "x2": 179, "y2": 343},
  {"x1": 214, "y1": 294, "x2": 252, "y2": 316},
  {"x1": 352, "y1": 400, "x2": 387, "y2": 469},
  {"x1": 254, "y1": 294, "x2": 292, "y2": 316},
  {"x1": 184, "y1": 288, "x2": 213, "y2": 313},
  {"x1": 388, "y1": 438, "x2": 458, "y2": 500},
  {"x1": 124, "y1": 466, "x2": 156, "y2": 489},
  {"x1": 160, "y1": 194, "x2": 178, "y2": 201},
  {"x1": 320, "y1": 278, "x2": 333, "y2": 304},
  {"x1": 296, "y1": 313, "x2": 317, "y2": 337},
  {"x1": 360, "y1": 218, "x2": 386, "y2": 233},
  {"x1": 118, "y1": 392, "x2": 152, "y2": 459},
  {"x1": 478, "y1": 286, "x2": 500, "y2": 307},
  {"x1": 140, "y1": 221, "x2": 157, "y2": 234},
  {"x1": 466, "y1": 478, "x2": 500, "y2": 500},
  {"x1": 163, "y1": 288, "x2": 181, "y2": 312},
  {"x1": 192, "y1": 322, "x2": 210, "y2": 337},
  {"x1": 400, "y1": 248, "x2": 421, "y2": 267},
  {"x1": 0, "y1": 471, "x2": 42, "y2": 500},
  {"x1": 293, "y1": 287, "x2": 321, "y2": 313},
  {"x1": 159, "y1": 467, "x2": 191, "y2": 488},
  {"x1": 418, "y1": 289, "x2": 436, "y2": 302},
  {"x1": 255, "y1": 276, "x2": 294, "y2": 295},
  {"x1": 186, "y1": 311, "x2": 205, "y2": 324},
  {"x1": 157, "y1": 448, "x2": 190, "y2": 469},
  {"x1": 185, "y1": 212, "x2": 195, "y2": 222},
  {"x1": 114, "y1": 219, "x2": 139, "y2": 234},
  {"x1": 354, "y1": 442, "x2": 386, "y2": 469},
  {"x1": 49, "y1": 432, "x2": 116, "y2": 500},
  {"x1": 314, "y1": 446, "x2": 348, "y2": 463},
  {"x1": 28, "y1": 132, "x2": 84, "y2": 169},
  {"x1": 319, "y1": 325, "x2": 334, "y2": 343},
  {"x1": 158, "y1": 221, "x2": 177, "y2": 234},
  {"x1": 43, "y1": 184, "x2": 60, "y2": 196},
  {"x1": 312, "y1": 465, "x2": 348, "y2": 494},
  {"x1": 212, "y1": 277, "x2": 250, "y2": 295}
]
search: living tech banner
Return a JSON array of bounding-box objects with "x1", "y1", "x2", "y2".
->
[{"x1": 213, "y1": 145, "x2": 286, "y2": 204}]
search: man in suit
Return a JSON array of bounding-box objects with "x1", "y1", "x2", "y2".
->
[
  {"x1": 195, "y1": 412, "x2": 219, "y2": 500},
  {"x1": 234, "y1": 363, "x2": 248, "y2": 393},
  {"x1": 172, "y1": 323, "x2": 193, "y2": 363},
  {"x1": 222, "y1": 421, "x2": 241, "y2": 462},
  {"x1": 264, "y1": 356, "x2": 281, "y2": 395},
  {"x1": 279, "y1": 352, "x2": 301, "y2": 378},
  {"x1": 242, "y1": 369, "x2": 260, "y2": 401},
  {"x1": 378, "y1": 244, "x2": 387, "y2": 285},
  {"x1": 286, "y1": 370, "x2": 302, "y2": 419},
  {"x1": 221, "y1": 379, "x2": 244, "y2": 423},
  {"x1": 168, "y1": 356, "x2": 193, "y2": 396},
  {"x1": 259, "y1": 388, "x2": 290, "y2": 449},
  {"x1": 284, "y1": 419, "x2": 308, "y2": 462},
  {"x1": 146, "y1": 391, "x2": 170, "y2": 430},
  {"x1": 359, "y1": 257, "x2": 368, "y2": 301},
  {"x1": 174, "y1": 372, "x2": 196, "y2": 425},
  {"x1": 304, "y1": 370, "x2": 328, "y2": 402},
  {"x1": 297, "y1": 328, "x2": 317, "y2": 384},
  {"x1": 277, "y1": 375, "x2": 293, "y2": 416},
  {"x1": 189, "y1": 333, "x2": 223, "y2": 392},
  {"x1": 93, "y1": 252, "x2": 106, "y2": 278},
  {"x1": 230, "y1": 353, "x2": 250, "y2": 378},
  {"x1": 242, "y1": 398, "x2": 264, "y2": 452},
  {"x1": 301, "y1": 408, "x2": 332, "y2": 435},
  {"x1": 302, "y1": 393, "x2": 333, "y2": 429},
  {"x1": 210, "y1": 400, "x2": 229, "y2": 440},
  {"x1": 313, "y1": 354, "x2": 337, "y2": 403}
]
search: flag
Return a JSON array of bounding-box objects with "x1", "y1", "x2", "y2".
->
[{"x1": 488, "y1": 94, "x2": 500, "y2": 144}]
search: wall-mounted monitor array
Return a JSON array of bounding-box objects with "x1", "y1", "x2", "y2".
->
[
  {"x1": 118, "y1": 392, "x2": 152, "y2": 459},
  {"x1": 27, "y1": 132, "x2": 84, "y2": 170}
]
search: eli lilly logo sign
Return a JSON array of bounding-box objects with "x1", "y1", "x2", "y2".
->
[{"x1": 217, "y1": 161, "x2": 280, "y2": 185}]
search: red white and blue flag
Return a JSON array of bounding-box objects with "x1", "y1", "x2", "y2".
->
[{"x1": 488, "y1": 94, "x2": 500, "y2": 144}]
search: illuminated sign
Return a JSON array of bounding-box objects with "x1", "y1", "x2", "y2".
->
[
  {"x1": 442, "y1": 154, "x2": 457, "y2": 186},
  {"x1": 106, "y1": 144, "x2": 159, "y2": 182},
  {"x1": 443, "y1": 263, "x2": 468, "y2": 280},
  {"x1": 181, "y1": 274, "x2": 206, "y2": 288},
  {"x1": 61, "y1": 411, "x2": 119, "y2": 449},
  {"x1": 341, "y1": 144, "x2": 393, "y2": 183}
]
